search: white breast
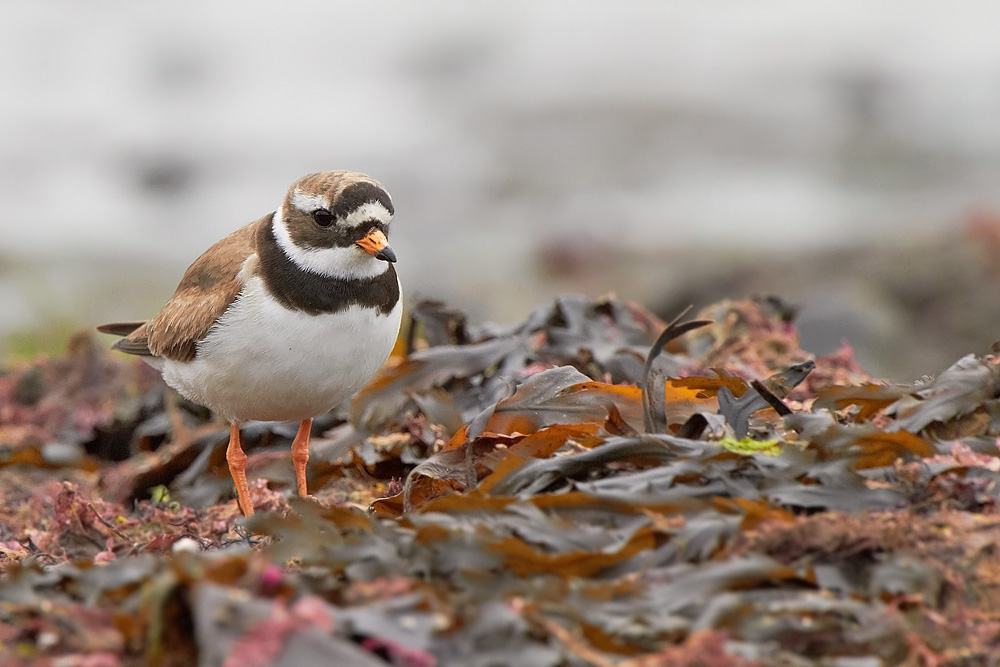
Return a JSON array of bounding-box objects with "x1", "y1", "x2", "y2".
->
[{"x1": 156, "y1": 275, "x2": 402, "y2": 423}]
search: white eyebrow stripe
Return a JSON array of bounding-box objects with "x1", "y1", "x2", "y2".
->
[
  {"x1": 341, "y1": 201, "x2": 393, "y2": 227},
  {"x1": 290, "y1": 189, "x2": 328, "y2": 213}
]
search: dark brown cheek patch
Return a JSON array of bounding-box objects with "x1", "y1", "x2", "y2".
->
[{"x1": 284, "y1": 209, "x2": 356, "y2": 250}]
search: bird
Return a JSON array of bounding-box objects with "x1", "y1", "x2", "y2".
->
[{"x1": 98, "y1": 171, "x2": 402, "y2": 516}]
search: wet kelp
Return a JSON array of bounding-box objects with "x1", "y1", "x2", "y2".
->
[{"x1": 1, "y1": 296, "x2": 999, "y2": 665}]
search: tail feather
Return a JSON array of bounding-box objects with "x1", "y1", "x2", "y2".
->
[
  {"x1": 96, "y1": 321, "x2": 146, "y2": 336},
  {"x1": 98, "y1": 321, "x2": 154, "y2": 357},
  {"x1": 111, "y1": 337, "x2": 154, "y2": 357}
]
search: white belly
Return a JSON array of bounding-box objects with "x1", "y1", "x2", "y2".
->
[{"x1": 155, "y1": 275, "x2": 401, "y2": 423}]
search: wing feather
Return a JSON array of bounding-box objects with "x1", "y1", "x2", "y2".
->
[{"x1": 100, "y1": 215, "x2": 269, "y2": 362}]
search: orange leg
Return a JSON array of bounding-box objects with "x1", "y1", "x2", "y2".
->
[
  {"x1": 291, "y1": 418, "x2": 312, "y2": 497},
  {"x1": 225, "y1": 423, "x2": 254, "y2": 517}
]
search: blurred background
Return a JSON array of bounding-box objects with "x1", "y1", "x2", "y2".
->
[{"x1": 1, "y1": 1, "x2": 998, "y2": 379}]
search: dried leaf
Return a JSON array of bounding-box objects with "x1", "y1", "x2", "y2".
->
[
  {"x1": 814, "y1": 383, "x2": 905, "y2": 422},
  {"x1": 469, "y1": 367, "x2": 639, "y2": 438},
  {"x1": 491, "y1": 524, "x2": 657, "y2": 578},
  {"x1": 889, "y1": 355, "x2": 1000, "y2": 433},
  {"x1": 669, "y1": 374, "x2": 747, "y2": 399},
  {"x1": 719, "y1": 437, "x2": 782, "y2": 457},
  {"x1": 853, "y1": 430, "x2": 934, "y2": 469},
  {"x1": 641, "y1": 315, "x2": 713, "y2": 434},
  {"x1": 351, "y1": 336, "x2": 525, "y2": 431}
]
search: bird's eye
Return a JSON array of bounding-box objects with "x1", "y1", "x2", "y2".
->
[{"x1": 311, "y1": 208, "x2": 334, "y2": 227}]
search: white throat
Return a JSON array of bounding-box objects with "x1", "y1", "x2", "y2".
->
[{"x1": 271, "y1": 209, "x2": 391, "y2": 280}]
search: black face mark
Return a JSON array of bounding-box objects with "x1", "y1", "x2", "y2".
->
[
  {"x1": 332, "y1": 182, "x2": 394, "y2": 221},
  {"x1": 312, "y1": 208, "x2": 335, "y2": 227}
]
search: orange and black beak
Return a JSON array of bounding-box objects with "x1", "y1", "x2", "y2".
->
[{"x1": 356, "y1": 228, "x2": 396, "y2": 263}]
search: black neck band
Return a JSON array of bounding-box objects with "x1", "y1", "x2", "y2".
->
[{"x1": 257, "y1": 216, "x2": 399, "y2": 316}]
